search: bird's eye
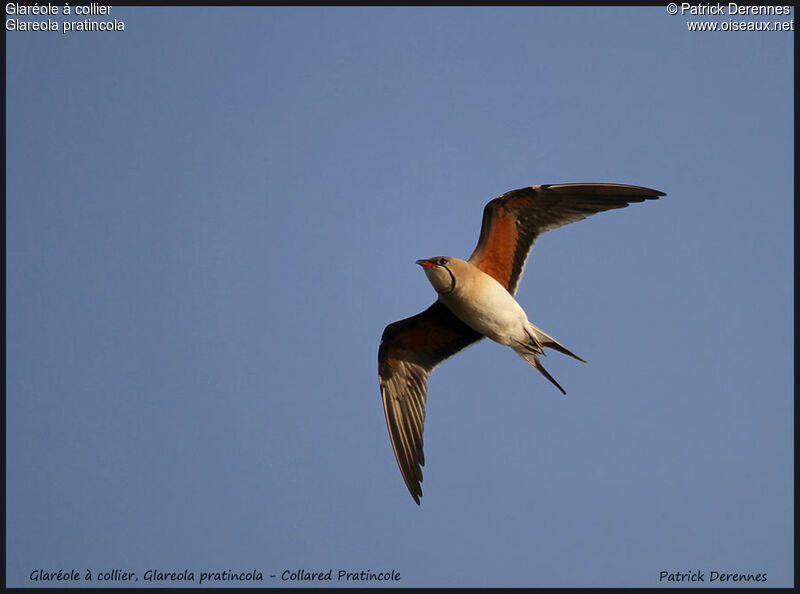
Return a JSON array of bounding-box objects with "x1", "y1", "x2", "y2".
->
[{"x1": 438, "y1": 258, "x2": 448, "y2": 265}]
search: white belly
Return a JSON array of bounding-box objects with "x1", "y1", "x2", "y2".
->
[{"x1": 440, "y1": 271, "x2": 530, "y2": 346}]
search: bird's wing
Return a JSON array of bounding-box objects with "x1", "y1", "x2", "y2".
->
[
  {"x1": 379, "y1": 300, "x2": 483, "y2": 504},
  {"x1": 468, "y1": 183, "x2": 665, "y2": 295}
]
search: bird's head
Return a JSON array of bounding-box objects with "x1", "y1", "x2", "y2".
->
[{"x1": 416, "y1": 257, "x2": 461, "y2": 295}]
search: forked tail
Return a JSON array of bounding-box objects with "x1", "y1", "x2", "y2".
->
[
  {"x1": 513, "y1": 323, "x2": 586, "y2": 395},
  {"x1": 527, "y1": 323, "x2": 586, "y2": 363}
]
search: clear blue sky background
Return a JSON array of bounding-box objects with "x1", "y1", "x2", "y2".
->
[{"x1": 6, "y1": 6, "x2": 793, "y2": 588}]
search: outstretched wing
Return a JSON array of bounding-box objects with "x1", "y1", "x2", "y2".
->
[
  {"x1": 468, "y1": 183, "x2": 665, "y2": 295},
  {"x1": 379, "y1": 300, "x2": 482, "y2": 504}
]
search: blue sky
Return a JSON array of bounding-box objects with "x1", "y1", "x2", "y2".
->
[{"x1": 6, "y1": 5, "x2": 793, "y2": 588}]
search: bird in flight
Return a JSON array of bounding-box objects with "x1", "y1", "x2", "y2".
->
[{"x1": 378, "y1": 183, "x2": 665, "y2": 504}]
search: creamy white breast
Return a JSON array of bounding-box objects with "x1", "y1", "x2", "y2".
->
[{"x1": 439, "y1": 265, "x2": 530, "y2": 346}]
